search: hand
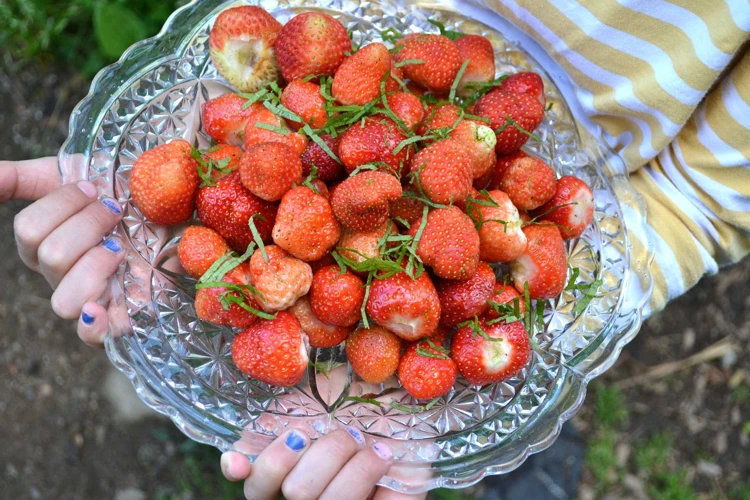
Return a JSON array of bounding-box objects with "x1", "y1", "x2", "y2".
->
[
  {"x1": 220, "y1": 427, "x2": 427, "y2": 500},
  {"x1": 1, "y1": 157, "x2": 125, "y2": 346}
]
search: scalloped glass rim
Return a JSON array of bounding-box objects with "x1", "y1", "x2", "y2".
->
[{"x1": 59, "y1": 0, "x2": 655, "y2": 493}]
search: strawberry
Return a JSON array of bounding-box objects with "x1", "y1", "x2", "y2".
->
[
  {"x1": 331, "y1": 171, "x2": 402, "y2": 231},
  {"x1": 510, "y1": 224, "x2": 567, "y2": 299},
  {"x1": 498, "y1": 155, "x2": 556, "y2": 210},
  {"x1": 533, "y1": 176, "x2": 595, "y2": 239},
  {"x1": 428, "y1": 324, "x2": 454, "y2": 348},
  {"x1": 337, "y1": 222, "x2": 389, "y2": 265},
  {"x1": 366, "y1": 271, "x2": 440, "y2": 341},
  {"x1": 201, "y1": 143, "x2": 243, "y2": 183},
  {"x1": 474, "y1": 89, "x2": 544, "y2": 154},
  {"x1": 486, "y1": 280, "x2": 527, "y2": 321},
  {"x1": 346, "y1": 326, "x2": 402, "y2": 384},
  {"x1": 289, "y1": 295, "x2": 351, "y2": 348},
  {"x1": 408, "y1": 206, "x2": 480, "y2": 281},
  {"x1": 232, "y1": 311, "x2": 309, "y2": 387},
  {"x1": 332, "y1": 42, "x2": 393, "y2": 106},
  {"x1": 196, "y1": 172, "x2": 277, "y2": 253},
  {"x1": 451, "y1": 318, "x2": 530, "y2": 386},
  {"x1": 130, "y1": 140, "x2": 200, "y2": 225},
  {"x1": 389, "y1": 195, "x2": 427, "y2": 228},
  {"x1": 409, "y1": 138, "x2": 472, "y2": 205},
  {"x1": 398, "y1": 340, "x2": 457, "y2": 399},
  {"x1": 384, "y1": 91, "x2": 425, "y2": 131},
  {"x1": 393, "y1": 34, "x2": 462, "y2": 94},
  {"x1": 308, "y1": 252, "x2": 337, "y2": 274},
  {"x1": 310, "y1": 265, "x2": 365, "y2": 327},
  {"x1": 239, "y1": 142, "x2": 302, "y2": 201},
  {"x1": 338, "y1": 117, "x2": 410, "y2": 177},
  {"x1": 500, "y1": 72, "x2": 546, "y2": 107},
  {"x1": 487, "y1": 150, "x2": 528, "y2": 190},
  {"x1": 272, "y1": 186, "x2": 341, "y2": 261},
  {"x1": 309, "y1": 179, "x2": 329, "y2": 199},
  {"x1": 280, "y1": 79, "x2": 328, "y2": 130},
  {"x1": 300, "y1": 133, "x2": 344, "y2": 183},
  {"x1": 249, "y1": 244, "x2": 313, "y2": 311},
  {"x1": 195, "y1": 263, "x2": 260, "y2": 328},
  {"x1": 417, "y1": 103, "x2": 461, "y2": 136},
  {"x1": 435, "y1": 261, "x2": 495, "y2": 327},
  {"x1": 454, "y1": 34, "x2": 495, "y2": 95},
  {"x1": 201, "y1": 93, "x2": 261, "y2": 147},
  {"x1": 450, "y1": 119, "x2": 497, "y2": 180},
  {"x1": 470, "y1": 190, "x2": 527, "y2": 263},
  {"x1": 473, "y1": 164, "x2": 493, "y2": 191},
  {"x1": 273, "y1": 12, "x2": 351, "y2": 81},
  {"x1": 178, "y1": 226, "x2": 230, "y2": 279},
  {"x1": 244, "y1": 106, "x2": 308, "y2": 155},
  {"x1": 209, "y1": 6, "x2": 282, "y2": 93}
]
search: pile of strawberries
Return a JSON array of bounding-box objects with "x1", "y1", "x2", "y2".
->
[{"x1": 129, "y1": 6, "x2": 596, "y2": 402}]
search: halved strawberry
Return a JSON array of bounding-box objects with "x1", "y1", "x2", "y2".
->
[
  {"x1": 510, "y1": 224, "x2": 567, "y2": 299},
  {"x1": 435, "y1": 261, "x2": 495, "y2": 327},
  {"x1": 202, "y1": 93, "x2": 260, "y2": 147},
  {"x1": 534, "y1": 176, "x2": 595, "y2": 239},
  {"x1": 177, "y1": 226, "x2": 230, "y2": 279},
  {"x1": 346, "y1": 326, "x2": 402, "y2": 384},
  {"x1": 398, "y1": 340, "x2": 457, "y2": 399},
  {"x1": 289, "y1": 295, "x2": 351, "y2": 348}
]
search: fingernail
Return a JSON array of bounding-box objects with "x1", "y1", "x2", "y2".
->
[
  {"x1": 284, "y1": 430, "x2": 307, "y2": 452},
  {"x1": 77, "y1": 181, "x2": 97, "y2": 199},
  {"x1": 220, "y1": 453, "x2": 237, "y2": 480},
  {"x1": 345, "y1": 426, "x2": 364, "y2": 445},
  {"x1": 102, "y1": 238, "x2": 121, "y2": 253},
  {"x1": 81, "y1": 310, "x2": 95, "y2": 325},
  {"x1": 372, "y1": 442, "x2": 393, "y2": 461},
  {"x1": 101, "y1": 198, "x2": 121, "y2": 215}
]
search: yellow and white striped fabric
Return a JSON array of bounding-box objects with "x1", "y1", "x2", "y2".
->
[{"x1": 484, "y1": 0, "x2": 750, "y2": 314}]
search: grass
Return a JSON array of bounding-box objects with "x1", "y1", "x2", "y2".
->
[{"x1": 729, "y1": 384, "x2": 750, "y2": 403}]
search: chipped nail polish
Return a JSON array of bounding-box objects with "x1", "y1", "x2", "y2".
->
[
  {"x1": 101, "y1": 198, "x2": 121, "y2": 215},
  {"x1": 372, "y1": 442, "x2": 393, "y2": 461},
  {"x1": 285, "y1": 430, "x2": 307, "y2": 452},
  {"x1": 102, "y1": 238, "x2": 121, "y2": 253},
  {"x1": 81, "y1": 311, "x2": 95, "y2": 325},
  {"x1": 345, "y1": 426, "x2": 364, "y2": 445}
]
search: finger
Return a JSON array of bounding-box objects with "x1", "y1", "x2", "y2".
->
[
  {"x1": 38, "y1": 196, "x2": 123, "y2": 287},
  {"x1": 14, "y1": 181, "x2": 98, "y2": 269},
  {"x1": 242, "y1": 429, "x2": 310, "y2": 500},
  {"x1": 0, "y1": 157, "x2": 61, "y2": 202},
  {"x1": 372, "y1": 488, "x2": 428, "y2": 500},
  {"x1": 77, "y1": 302, "x2": 111, "y2": 348},
  {"x1": 50, "y1": 237, "x2": 125, "y2": 320},
  {"x1": 281, "y1": 427, "x2": 364, "y2": 500},
  {"x1": 220, "y1": 451, "x2": 253, "y2": 482},
  {"x1": 320, "y1": 442, "x2": 394, "y2": 500}
]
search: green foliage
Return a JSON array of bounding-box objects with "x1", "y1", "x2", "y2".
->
[
  {"x1": 586, "y1": 428, "x2": 619, "y2": 488},
  {"x1": 649, "y1": 469, "x2": 696, "y2": 500},
  {"x1": 429, "y1": 489, "x2": 469, "y2": 500},
  {"x1": 730, "y1": 483, "x2": 750, "y2": 500},
  {"x1": 635, "y1": 431, "x2": 672, "y2": 471},
  {"x1": 730, "y1": 384, "x2": 750, "y2": 403},
  {"x1": 593, "y1": 384, "x2": 628, "y2": 430},
  {"x1": 2, "y1": 0, "x2": 185, "y2": 76}
]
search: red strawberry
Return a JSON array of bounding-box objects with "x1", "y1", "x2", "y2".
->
[
  {"x1": 398, "y1": 340, "x2": 457, "y2": 399},
  {"x1": 487, "y1": 150, "x2": 528, "y2": 190},
  {"x1": 196, "y1": 172, "x2": 277, "y2": 253},
  {"x1": 451, "y1": 318, "x2": 530, "y2": 385},
  {"x1": 471, "y1": 190, "x2": 527, "y2": 263},
  {"x1": 280, "y1": 79, "x2": 328, "y2": 130},
  {"x1": 393, "y1": 34, "x2": 462, "y2": 94},
  {"x1": 195, "y1": 263, "x2": 260, "y2": 328},
  {"x1": 273, "y1": 12, "x2": 351, "y2": 81},
  {"x1": 202, "y1": 93, "x2": 260, "y2": 147},
  {"x1": 450, "y1": 119, "x2": 497, "y2": 180},
  {"x1": 232, "y1": 311, "x2": 309, "y2": 387},
  {"x1": 384, "y1": 91, "x2": 425, "y2": 131},
  {"x1": 244, "y1": 106, "x2": 308, "y2": 155},
  {"x1": 474, "y1": 89, "x2": 544, "y2": 154},
  {"x1": 500, "y1": 72, "x2": 546, "y2": 107},
  {"x1": 454, "y1": 34, "x2": 495, "y2": 95},
  {"x1": 435, "y1": 261, "x2": 495, "y2": 327},
  {"x1": 338, "y1": 117, "x2": 410, "y2": 177},
  {"x1": 409, "y1": 138, "x2": 472, "y2": 205},
  {"x1": 249, "y1": 244, "x2": 312, "y2": 311},
  {"x1": 389, "y1": 195, "x2": 427, "y2": 228},
  {"x1": 130, "y1": 140, "x2": 200, "y2": 225},
  {"x1": 499, "y1": 155, "x2": 556, "y2": 210},
  {"x1": 337, "y1": 222, "x2": 389, "y2": 265},
  {"x1": 308, "y1": 252, "x2": 337, "y2": 274},
  {"x1": 346, "y1": 326, "x2": 402, "y2": 384},
  {"x1": 429, "y1": 324, "x2": 454, "y2": 348},
  {"x1": 366, "y1": 271, "x2": 441, "y2": 341},
  {"x1": 310, "y1": 265, "x2": 365, "y2": 327},
  {"x1": 473, "y1": 166, "x2": 493, "y2": 191},
  {"x1": 486, "y1": 280, "x2": 527, "y2": 321},
  {"x1": 289, "y1": 295, "x2": 351, "y2": 348},
  {"x1": 417, "y1": 103, "x2": 461, "y2": 136},
  {"x1": 533, "y1": 176, "x2": 594, "y2": 239},
  {"x1": 510, "y1": 224, "x2": 567, "y2": 299},
  {"x1": 300, "y1": 133, "x2": 344, "y2": 183},
  {"x1": 239, "y1": 142, "x2": 302, "y2": 201},
  {"x1": 332, "y1": 42, "x2": 393, "y2": 106},
  {"x1": 331, "y1": 171, "x2": 402, "y2": 231},
  {"x1": 408, "y1": 206, "x2": 480, "y2": 281},
  {"x1": 309, "y1": 179, "x2": 329, "y2": 199},
  {"x1": 272, "y1": 186, "x2": 341, "y2": 261},
  {"x1": 201, "y1": 143, "x2": 243, "y2": 183},
  {"x1": 178, "y1": 226, "x2": 231, "y2": 279},
  {"x1": 209, "y1": 6, "x2": 282, "y2": 93}
]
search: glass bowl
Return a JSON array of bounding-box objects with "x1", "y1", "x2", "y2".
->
[{"x1": 59, "y1": 0, "x2": 654, "y2": 493}]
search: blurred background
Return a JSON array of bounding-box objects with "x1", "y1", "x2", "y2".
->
[{"x1": 1, "y1": 1, "x2": 749, "y2": 499}]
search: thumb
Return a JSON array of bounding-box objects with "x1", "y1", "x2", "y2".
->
[{"x1": 0, "y1": 157, "x2": 62, "y2": 203}]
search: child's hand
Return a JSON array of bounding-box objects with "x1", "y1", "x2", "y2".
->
[
  {"x1": 220, "y1": 427, "x2": 427, "y2": 500},
  {"x1": 1, "y1": 158, "x2": 124, "y2": 346}
]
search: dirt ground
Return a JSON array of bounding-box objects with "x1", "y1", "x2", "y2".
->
[{"x1": 1, "y1": 64, "x2": 748, "y2": 500}]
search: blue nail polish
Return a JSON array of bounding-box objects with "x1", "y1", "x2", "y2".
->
[
  {"x1": 102, "y1": 238, "x2": 121, "y2": 253},
  {"x1": 81, "y1": 311, "x2": 95, "y2": 325},
  {"x1": 101, "y1": 198, "x2": 121, "y2": 215},
  {"x1": 346, "y1": 426, "x2": 364, "y2": 445},
  {"x1": 285, "y1": 431, "x2": 306, "y2": 452}
]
